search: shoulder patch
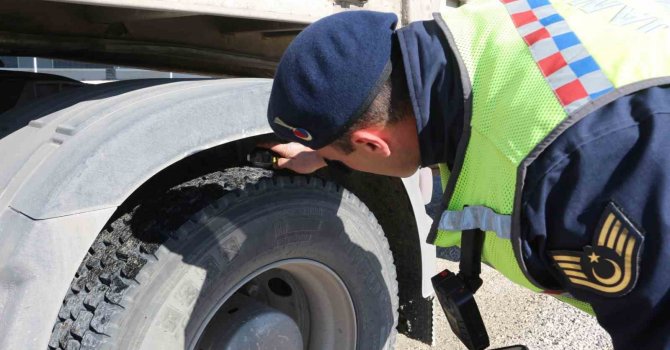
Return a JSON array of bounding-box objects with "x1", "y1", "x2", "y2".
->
[{"x1": 550, "y1": 201, "x2": 644, "y2": 297}]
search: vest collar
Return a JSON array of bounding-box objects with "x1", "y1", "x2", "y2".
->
[{"x1": 396, "y1": 20, "x2": 464, "y2": 168}]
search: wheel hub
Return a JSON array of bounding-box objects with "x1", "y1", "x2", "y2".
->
[
  {"x1": 196, "y1": 293, "x2": 303, "y2": 350},
  {"x1": 193, "y1": 260, "x2": 357, "y2": 350}
]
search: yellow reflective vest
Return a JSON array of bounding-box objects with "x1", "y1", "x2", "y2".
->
[{"x1": 428, "y1": 0, "x2": 670, "y2": 313}]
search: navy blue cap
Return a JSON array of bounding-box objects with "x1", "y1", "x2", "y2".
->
[{"x1": 267, "y1": 11, "x2": 398, "y2": 149}]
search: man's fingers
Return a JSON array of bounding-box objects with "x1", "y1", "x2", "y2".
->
[
  {"x1": 275, "y1": 157, "x2": 291, "y2": 169},
  {"x1": 265, "y1": 142, "x2": 313, "y2": 158},
  {"x1": 257, "y1": 142, "x2": 323, "y2": 174},
  {"x1": 267, "y1": 143, "x2": 294, "y2": 158},
  {"x1": 256, "y1": 141, "x2": 294, "y2": 158},
  {"x1": 257, "y1": 141, "x2": 293, "y2": 157},
  {"x1": 275, "y1": 157, "x2": 313, "y2": 174},
  {"x1": 256, "y1": 141, "x2": 280, "y2": 149}
]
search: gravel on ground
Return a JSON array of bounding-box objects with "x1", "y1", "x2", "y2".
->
[{"x1": 396, "y1": 255, "x2": 612, "y2": 350}]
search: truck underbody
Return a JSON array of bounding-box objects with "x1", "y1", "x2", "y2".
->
[{"x1": 0, "y1": 0, "x2": 439, "y2": 77}]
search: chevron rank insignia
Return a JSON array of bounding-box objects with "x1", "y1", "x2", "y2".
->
[{"x1": 550, "y1": 202, "x2": 644, "y2": 297}]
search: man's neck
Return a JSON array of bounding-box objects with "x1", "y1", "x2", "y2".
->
[{"x1": 396, "y1": 19, "x2": 465, "y2": 169}]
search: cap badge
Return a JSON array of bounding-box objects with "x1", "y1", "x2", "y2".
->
[{"x1": 273, "y1": 117, "x2": 313, "y2": 141}]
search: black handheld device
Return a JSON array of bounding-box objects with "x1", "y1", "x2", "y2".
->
[
  {"x1": 247, "y1": 148, "x2": 276, "y2": 169},
  {"x1": 432, "y1": 229, "x2": 490, "y2": 350}
]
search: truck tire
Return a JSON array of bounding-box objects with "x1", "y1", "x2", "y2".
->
[{"x1": 49, "y1": 167, "x2": 398, "y2": 350}]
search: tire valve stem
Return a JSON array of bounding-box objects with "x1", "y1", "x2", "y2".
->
[{"x1": 247, "y1": 148, "x2": 277, "y2": 169}]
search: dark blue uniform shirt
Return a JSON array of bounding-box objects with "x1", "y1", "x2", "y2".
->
[
  {"x1": 399, "y1": 18, "x2": 670, "y2": 350},
  {"x1": 521, "y1": 85, "x2": 670, "y2": 350}
]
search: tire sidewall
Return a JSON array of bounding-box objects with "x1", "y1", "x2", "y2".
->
[{"x1": 108, "y1": 178, "x2": 397, "y2": 350}]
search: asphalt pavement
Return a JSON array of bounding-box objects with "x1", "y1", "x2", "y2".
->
[{"x1": 396, "y1": 174, "x2": 612, "y2": 349}]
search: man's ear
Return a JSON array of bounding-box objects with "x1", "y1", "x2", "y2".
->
[{"x1": 350, "y1": 128, "x2": 391, "y2": 157}]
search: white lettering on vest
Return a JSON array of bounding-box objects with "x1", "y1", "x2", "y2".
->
[
  {"x1": 568, "y1": 0, "x2": 669, "y2": 33},
  {"x1": 569, "y1": 0, "x2": 622, "y2": 13},
  {"x1": 611, "y1": 6, "x2": 656, "y2": 26},
  {"x1": 637, "y1": 19, "x2": 670, "y2": 32}
]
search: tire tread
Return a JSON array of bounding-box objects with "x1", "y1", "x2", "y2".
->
[{"x1": 49, "y1": 167, "x2": 398, "y2": 349}]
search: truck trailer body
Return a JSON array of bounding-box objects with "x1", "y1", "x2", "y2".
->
[{"x1": 0, "y1": 1, "x2": 444, "y2": 348}]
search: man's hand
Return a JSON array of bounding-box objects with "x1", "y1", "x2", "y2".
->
[{"x1": 258, "y1": 142, "x2": 327, "y2": 174}]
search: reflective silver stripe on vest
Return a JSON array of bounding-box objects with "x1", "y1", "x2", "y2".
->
[
  {"x1": 437, "y1": 206, "x2": 511, "y2": 239},
  {"x1": 501, "y1": 0, "x2": 614, "y2": 114}
]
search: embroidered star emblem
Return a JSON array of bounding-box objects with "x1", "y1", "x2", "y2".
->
[{"x1": 550, "y1": 202, "x2": 645, "y2": 297}]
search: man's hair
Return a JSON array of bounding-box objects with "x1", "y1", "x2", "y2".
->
[{"x1": 331, "y1": 58, "x2": 412, "y2": 154}]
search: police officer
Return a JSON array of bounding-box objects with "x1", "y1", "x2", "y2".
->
[{"x1": 263, "y1": 1, "x2": 670, "y2": 349}]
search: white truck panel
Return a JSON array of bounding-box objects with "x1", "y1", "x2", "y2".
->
[
  {"x1": 47, "y1": 0, "x2": 438, "y2": 24},
  {"x1": 0, "y1": 207, "x2": 116, "y2": 349},
  {"x1": 2, "y1": 79, "x2": 272, "y2": 219}
]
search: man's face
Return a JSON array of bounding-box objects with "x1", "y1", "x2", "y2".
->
[{"x1": 315, "y1": 116, "x2": 421, "y2": 178}]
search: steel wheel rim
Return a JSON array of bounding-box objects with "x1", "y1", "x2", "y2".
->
[{"x1": 191, "y1": 258, "x2": 357, "y2": 350}]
